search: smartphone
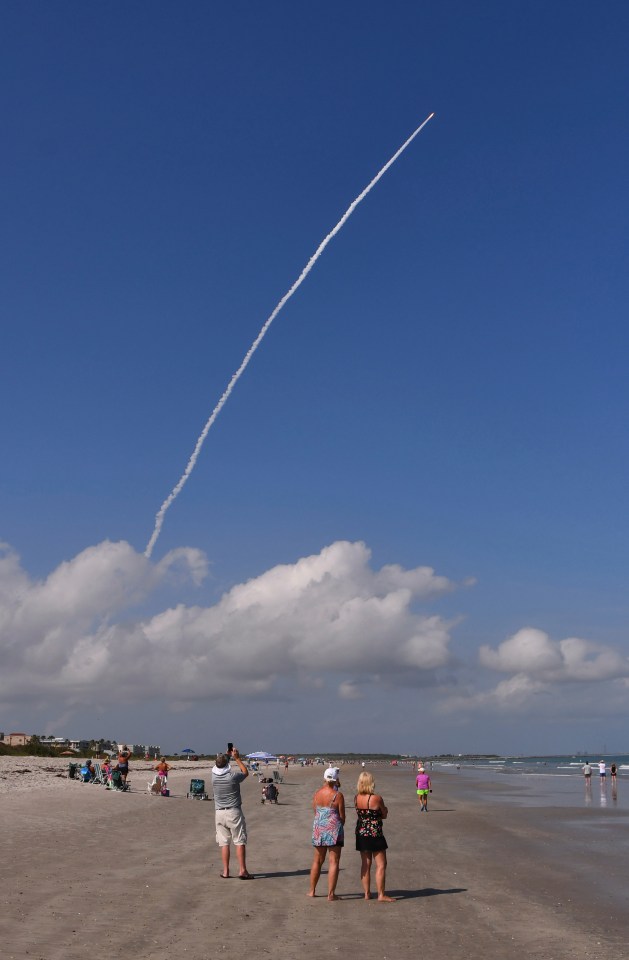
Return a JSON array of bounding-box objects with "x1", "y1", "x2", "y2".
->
[{"x1": 227, "y1": 742, "x2": 234, "y2": 755}]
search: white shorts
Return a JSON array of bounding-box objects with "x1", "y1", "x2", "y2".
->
[{"x1": 215, "y1": 807, "x2": 247, "y2": 846}]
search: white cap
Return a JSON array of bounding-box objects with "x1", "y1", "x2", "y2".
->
[{"x1": 324, "y1": 766, "x2": 340, "y2": 782}]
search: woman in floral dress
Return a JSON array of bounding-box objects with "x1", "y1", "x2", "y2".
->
[
  {"x1": 354, "y1": 771, "x2": 394, "y2": 901},
  {"x1": 308, "y1": 767, "x2": 345, "y2": 900}
]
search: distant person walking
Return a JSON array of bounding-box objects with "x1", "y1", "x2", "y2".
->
[
  {"x1": 416, "y1": 766, "x2": 432, "y2": 812},
  {"x1": 354, "y1": 771, "x2": 394, "y2": 902},
  {"x1": 610, "y1": 762, "x2": 617, "y2": 784},
  {"x1": 599, "y1": 761, "x2": 607, "y2": 782},
  {"x1": 308, "y1": 767, "x2": 345, "y2": 900},
  {"x1": 212, "y1": 748, "x2": 253, "y2": 879},
  {"x1": 582, "y1": 761, "x2": 592, "y2": 782}
]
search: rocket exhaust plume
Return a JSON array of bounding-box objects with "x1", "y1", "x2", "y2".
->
[{"x1": 145, "y1": 112, "x2": 435, "y2": 558}]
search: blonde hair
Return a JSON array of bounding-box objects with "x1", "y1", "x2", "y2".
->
[{"x1": 356, "y1": 772, "x2": 375, "y2": 795}]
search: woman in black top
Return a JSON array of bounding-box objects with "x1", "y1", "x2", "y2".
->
[{"x1": 354, "y1": 771, "x2": 394, "y2": 902}]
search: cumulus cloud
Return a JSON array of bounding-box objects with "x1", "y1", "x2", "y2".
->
[
  {"x1": 439, "y1": 673, "x2": 549, "y2": 715},
  {"x1": 480, "y1": 628, "x2": 629, "y2": 682},
  {"x1": 0, "y1": 539, "x2": 459, "y2": 711},
  {"x1": 438, "y1": 626, "x2": 629, "y2": 717},
  {"x1": 338, "y1": 680, "x2": 365, "y2": 700}
]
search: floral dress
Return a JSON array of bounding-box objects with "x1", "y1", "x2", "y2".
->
[
  {"x1": 354, "y1": 794, "x2": 388, "y2": 852},
  {"x1": 312, "y1": 791, "x2": 344, "y2": 847}
]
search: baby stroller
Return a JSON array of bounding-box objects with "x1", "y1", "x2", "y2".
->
[
  {"x1": 260, "y1": 778, "x2": 279, "y2": 804},
  {"x1": 186, "y1": 778, "x2": 209, "y2": 800}
]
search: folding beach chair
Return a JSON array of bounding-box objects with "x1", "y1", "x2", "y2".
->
[
  {"x1": 147, "y1": 774, "x2": 167, "y2": 796},
  {"x1": 91, "y1": 762, "x2": 107, "y2": 785},
  {"x1": 186, "y1": 778, "x2": 209, "y2": 800},
  {"x1": 109, "y1": 768, "x2": 130, "y2": 792},
  {"x1": 273, "y1": 770, "x2": 283, "y2": 784}
]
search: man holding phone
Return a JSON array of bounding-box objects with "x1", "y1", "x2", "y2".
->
[{"x1": 212, "y1": 746, "x2": 253, "y2": 879}]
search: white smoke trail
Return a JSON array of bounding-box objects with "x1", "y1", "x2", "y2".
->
[{"x1": 145, "y1": 112, "x2": 435, "y2": 558}]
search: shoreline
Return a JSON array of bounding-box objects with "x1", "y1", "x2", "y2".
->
[
  {"x1": 437, "y1": 763, "x2": 629, "y2": 810},
  {"x1": 1, "y1": 760, "x2": 628, "y2": 959}
]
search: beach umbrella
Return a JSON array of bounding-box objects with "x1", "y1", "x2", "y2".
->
[
  {"x1": 181, "y1": 748, "x2": 195, "y2": 760},
  {"x1": 246, "y1": 751, "x2": 278, "y2": 760}
]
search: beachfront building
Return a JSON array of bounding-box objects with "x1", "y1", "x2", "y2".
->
[
  {"x1": 112, "y1": 741, "x2": 161, "y2": 757},
  {"x1": 2, "y1": 733, "x2": 32, "y2": 747},
  {"x1": 132, "y1": 743, "x2": 161, "y2": 757}
]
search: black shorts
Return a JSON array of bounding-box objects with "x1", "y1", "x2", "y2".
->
[{"x1": 355, "y1": 834, "x2": 388, "y2": 853}]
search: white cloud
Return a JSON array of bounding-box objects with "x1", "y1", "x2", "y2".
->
[
  {"x1": 338, "y1": 681, "x2": 364, "y2": 700},
  {"x1": 480, "y1": 628, "x2": 629, "y2": 682},
  {"x1": 7, "y1": 537, "x2": 626, "y2": 730},
  {"x1": 439, "y1": 673, "x2": 548, "y2": 715},
  {"x1": 437, "y1": 627, "x2": 629, "y2": 717},
  {"x1": 0, "y1": 539, "x2": 458, "y2": 710},
  {"x1": 479, "y1": 628, "x2": 562, "y2": 674}
]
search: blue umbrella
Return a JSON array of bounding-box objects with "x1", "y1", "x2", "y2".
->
[{"x1": 181, "y1": 748, "x2": 195, "y2": 760}]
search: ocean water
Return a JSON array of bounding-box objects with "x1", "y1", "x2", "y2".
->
[
  {"x1": 435, "y1": 754, "x2": 629, "y2": 774},
  {"x1": 433, "y1": 754, "x2": 629, "y2": 810}
]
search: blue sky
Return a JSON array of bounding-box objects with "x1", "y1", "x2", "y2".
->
[{"x1": 2, "y1": 2, "x2": 629, "y2": 756}]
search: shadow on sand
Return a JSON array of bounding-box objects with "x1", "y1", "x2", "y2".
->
[
  {"x1": 338, "y1": 887, "x2": 466, "y2": 901},
  {"x1": 254, "y1": 868, "x2": 312, "y2": 879},
  {"x1": 389, "y1": 886, "x2": 467, "y2": 900}
]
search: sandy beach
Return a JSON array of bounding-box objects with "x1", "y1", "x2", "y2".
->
[{"x1": 1, "y1": 758, "x2": 628, "y2": 960}]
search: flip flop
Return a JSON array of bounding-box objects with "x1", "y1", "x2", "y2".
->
[
  {"x1": 219, "y1": 873, "x2": 230, "y2": 879},
  {"x1": 239, "y1": 873, "x2": 254, "y2": 880}
]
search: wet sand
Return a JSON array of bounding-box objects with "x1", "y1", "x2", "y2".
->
[{"x1": 1, "y1": 759, "x2": 628, "y2": 959}]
